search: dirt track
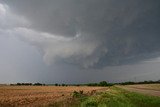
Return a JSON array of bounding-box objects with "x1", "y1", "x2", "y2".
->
[{"x1": 117, "y1": 84, "x2": 160, "y2": 97}]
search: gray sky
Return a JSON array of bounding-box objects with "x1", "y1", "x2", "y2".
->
[{"x1": 0, "y1": 0, "x2": 160, "y2": 84}]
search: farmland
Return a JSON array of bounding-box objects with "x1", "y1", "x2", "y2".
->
[
  {"x1": 0, "y1": 86, "x2": 106, "y2": 106},
  {"x1": 0, "y1": 84, "x2": 160, "y2": 107}
]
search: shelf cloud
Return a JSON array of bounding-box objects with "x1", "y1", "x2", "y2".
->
[{"x1": 0, "y1": 0, "x2": 160, "y2": 83}]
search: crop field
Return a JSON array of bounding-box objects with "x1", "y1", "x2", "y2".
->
[
  {"x1": 0, "y1": 84, "x2": 160, "y2": 107},
  {"x1": 0, "y1": 86, "x2": 106, "y2": 107}
]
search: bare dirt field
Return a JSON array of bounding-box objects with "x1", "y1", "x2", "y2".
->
[
  {"x1": 0, "y1": 86, "x2": 107, "y2": 106},
  {"x1": 117, "y1": 84, "x2": 160, "y2": 97}
]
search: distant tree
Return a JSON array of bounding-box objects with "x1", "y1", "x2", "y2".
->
[
  {"x1": 16, "y1": 83, "x2": 32, "y2": 86},
  {"x1": 121, "y1": 81, "x2": 135, "y2": 85},
  {"x1": 99, "y1": 81, "x2": 108, "y2": 86},
  {"x1": 34, "y1": 83, "x2": 43, "y2": 86},
  {"x1": 62, "y1": 84, "x2": 65, "y2": 86},
  {"x1": 17, "y1": 83, "x2": 21, "y2": 85},
  {"x1": 87, "y1": 83, "x2": 98, "y2": 86},
  {"x1": 76, "y1": 84, "x2": 80, "y2": 86}
]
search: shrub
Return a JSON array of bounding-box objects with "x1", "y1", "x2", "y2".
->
[
  {"x1": 79, "y1": 90, "x2": 84, "y2": 94},
  {"x1": 72, "y1": 91, "x2": 80, "y2": 98},
  {"x1": 72, "y1": 90, "x2": 84, "y2": 98}
]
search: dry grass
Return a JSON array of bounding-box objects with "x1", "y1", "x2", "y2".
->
[{"x1": 0, "y1": 86, "x2": 106, "y2": 106}]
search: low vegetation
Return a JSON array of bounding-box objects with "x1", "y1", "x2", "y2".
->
[{"x1": 68, "y1": 87, "x2": 160, "y2": 107}]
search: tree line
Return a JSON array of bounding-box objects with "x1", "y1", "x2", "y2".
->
[
  {"x1": 9, "y1": 80, "x2": 160, "y2": 86},
  {"x1": 118, "y1": 80, "x2": 160, "y2": 85},
  {"x1": 10, "y1": 83, "x2": 45, "y2": 86}
]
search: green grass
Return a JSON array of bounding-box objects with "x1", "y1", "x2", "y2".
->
[
  {"x1": 48, "y1": 87, "x2": 160, "y2": 107},
  {"x1": 78, "y1": 87, "x2": 160, "y2": 107}
]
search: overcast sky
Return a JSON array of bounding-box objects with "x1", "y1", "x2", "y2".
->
[{"x1": 0, "y1": 0, "x2": 160, "y2": 84}]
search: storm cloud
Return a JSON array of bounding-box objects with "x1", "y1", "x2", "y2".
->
[{"x1": 0, "y1": 0, "x2": 160, "y2": 83}]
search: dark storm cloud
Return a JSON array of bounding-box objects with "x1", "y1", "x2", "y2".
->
[{"x1": 1, "y1": 0, "x2": 160, "y2": 68}]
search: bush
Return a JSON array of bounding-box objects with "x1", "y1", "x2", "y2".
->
[
  {"x1": 72, "y1": 90, "x2": 84, "y2": 98},
  {"x1": 72, "y1": 91, "x2": 80, "y2": 98},
  {"x1": 82, "y1": 98, "x2": 98, "y2": 107},
  {"x1": 79, "y1": 90, "x2": 84, "y2": 94}
]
